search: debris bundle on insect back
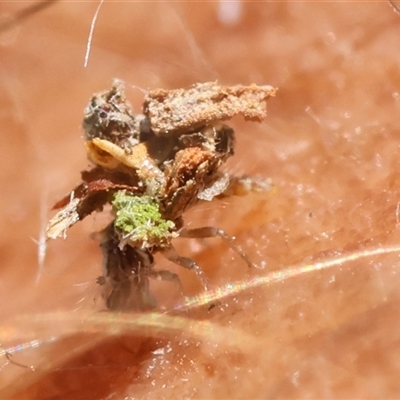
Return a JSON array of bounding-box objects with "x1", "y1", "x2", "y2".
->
[{"x1": 46, "y1": 80, "x2": 277, "y2": 311}]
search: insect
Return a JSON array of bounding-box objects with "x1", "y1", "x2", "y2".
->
[{"x1": 46, "y1": 80, "x2": 277, "y2": 311}]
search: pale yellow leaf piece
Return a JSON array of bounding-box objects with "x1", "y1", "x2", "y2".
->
[{"x1": 85, "y1": 138, "x2": 164, "y2": 184}]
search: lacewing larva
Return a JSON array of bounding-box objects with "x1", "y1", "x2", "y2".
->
[{"x1": 47, "y1": 80, "x2": 276, "y2": 310}]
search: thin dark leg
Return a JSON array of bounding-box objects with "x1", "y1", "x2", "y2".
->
[
  {"x1": 147, "y1": 269, "x2": 185, "y2": 298},
  {"x1": 178, "y1": 227, "x2": 254, "y2": 268},
  {"x1": 161, "y1": 246, "x2": 211, "y2": 291}
]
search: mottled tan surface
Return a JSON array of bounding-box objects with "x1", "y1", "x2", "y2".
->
[
  {"x1": 144, "y1": 82, "x2": 276, "y2": 135},
  {"x1": 1, "y1": 2, "x2": 400, "y2": 399}
]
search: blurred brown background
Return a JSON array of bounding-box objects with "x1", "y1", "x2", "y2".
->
[{"x1": 1, "y1": 1, "x2": 400, "y2": 398}]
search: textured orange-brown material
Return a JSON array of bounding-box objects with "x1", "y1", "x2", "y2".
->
[
  {"x1": 144, "y1": 82, "x2": 277, "y2": 135},
  {"x1": 162, "y1": 147, "x2": 220, "y2": 220}
]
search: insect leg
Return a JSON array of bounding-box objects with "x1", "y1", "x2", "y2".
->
[
  {"x1": 161, "y1": 246, "x2": 211, "y2": 291},
  {"x1": 179, "y1": 227, "x2": 254, "y2": 268},
  {"x1": 147, "y1": 269, "x2": 185, "y2": 298}
]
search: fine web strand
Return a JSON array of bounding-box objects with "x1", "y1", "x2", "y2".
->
[{"x1": 84, "y1": 0, "x2": 105, "y2": 68}]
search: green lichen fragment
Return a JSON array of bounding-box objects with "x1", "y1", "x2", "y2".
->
[{"x1": 112, "y1": 190, "x2": 176, "y2": 248}]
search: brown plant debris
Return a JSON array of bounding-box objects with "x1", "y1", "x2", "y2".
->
[{"x1": 143, "y1": 81, "x2": 277, "y2": 136}]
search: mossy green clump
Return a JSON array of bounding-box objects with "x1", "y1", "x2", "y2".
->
[{"x1": 112, "y1": 191, "x2": 176, "y2": 248}]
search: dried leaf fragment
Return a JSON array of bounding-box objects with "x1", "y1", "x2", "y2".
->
[
  {"x1": 46, "y1": 179, "x2": 141, "y2": 239},
  {"x1": 85, "y1": 138, "x2": 166, "y2": 195},
  {"x1": 144, "y1": 81, "x2": 277, "y2": 136},
  {"x1": 162, "y1": 146, "x2": 224, "y2": 220},
  {"x1": 46, "y1": 197, "x2": 80, "y2": 239}
]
